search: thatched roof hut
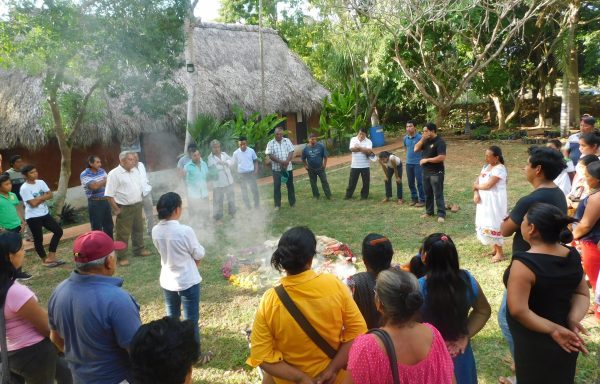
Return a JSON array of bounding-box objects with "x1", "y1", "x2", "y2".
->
[
  {"x1": 184, "y1": 22, "x2": 329, "y2": 123},
  {"x1": 0, "y1": 68, "x2": 185, "y2": 150}
]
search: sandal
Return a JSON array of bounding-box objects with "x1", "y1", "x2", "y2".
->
[
  {"x1": 499, "y1": 376, "x2": 516, "y2": 384},
  {"x1": 491, "y1": 254, "x2": 507, "y2": 263},
  {"x1": 196, "y1": 351, "x2": 214, "y2": 366},
  {"x1": 451, "y1": 204, "x2": 460, "y2": 213},
  {"x1": 43, "y1": 259, "x2": 66, "y2": 268},
  {"x1": 118, "y1": 260, "x2": 130, "y2": 267}
]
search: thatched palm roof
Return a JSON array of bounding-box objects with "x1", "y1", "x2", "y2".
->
[
  {"x1": 185, "y1": 22, "x2": 329, "y2": 119},
  {"x1": 0, "y1": 68, "x2": 185, "y2": 150}
]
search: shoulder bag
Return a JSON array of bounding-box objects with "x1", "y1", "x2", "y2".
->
[
  {"x1": 367, "y1": 328, "x2": 400, "y2": 384},
  {"x1": 274, "y1": 285, "x2": 337, "y2": 359}
]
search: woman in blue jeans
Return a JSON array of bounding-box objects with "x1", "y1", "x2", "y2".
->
[{"x1": 151, "y1": 192, "x2": 213, "y2": 364}]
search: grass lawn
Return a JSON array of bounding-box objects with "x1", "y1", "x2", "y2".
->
[{"x1": 23, "y1": 139, "x2": 600, "y2": 383}]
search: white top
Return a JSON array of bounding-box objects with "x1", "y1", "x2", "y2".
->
[
  {"x1": 475, "y1": 164, "x2": 508, "y2": 246},
  {"x1": 265, "y1": 138, "x2": 294, "y2": 171},
  {"x1": 20, "y1": 180, "x2": 50, "y2": 219},
  {"x1": 152, "y1": 220, "x2": 205, "y2": 291},
  {"x1": 207, "y1": 152, "x2": 235, "y2": 188},
  {"x1": 568, "y1": 132, "x2": 581, "y2": 143},
  {"x1": 349, "y1": 136, "x2": 373, "y2": 169},
  {"x1": 136, "y1": 162, "x2": 152, "y2": 197},
  {"x1": 104, "y1": 165, "x2": 144, "y2": 205},
  {"x1": 232, "y1": 147, "x2": 258, "y2": 174},
  {"x1": 384, "y1": 154, "x2": 402, "y2": 168},
  {"x1": 554, "y1": 159, "x2": 575, "y2": 198}
]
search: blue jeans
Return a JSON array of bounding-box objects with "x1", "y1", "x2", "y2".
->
[
  {"x1": 406, "y1": 163, "x2": 425, "y2": 203},
  {"x1": 163, "y1": 284, "x2": 201, "y2": 349},
  {"x1": 498, "y1": 291, "x2": 515, "y2": 357}
]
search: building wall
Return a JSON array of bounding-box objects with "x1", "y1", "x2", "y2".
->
[{"x1": 1, "y1": 132, "x2": 184, "y2": 190}]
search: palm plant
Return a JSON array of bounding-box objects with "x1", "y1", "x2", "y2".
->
[{"x1": 187, "y1": 114, "x2": 237, "y2": 158}]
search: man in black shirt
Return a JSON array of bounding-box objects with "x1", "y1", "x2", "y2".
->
[
  {"x1": 414, "y1": 122, "x2": 447, "y2": 223},
  {"x1": 501, "y1": 146, "x2": 568, "y2": 253}
]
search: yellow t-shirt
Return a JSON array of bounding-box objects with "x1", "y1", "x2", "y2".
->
[{"x1": 247, "y1": 270, "x2": 367, "y2": 384}]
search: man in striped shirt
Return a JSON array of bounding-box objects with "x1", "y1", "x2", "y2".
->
[{"x1": 81, "y1": 155, "x2": 114, "y2": 238}]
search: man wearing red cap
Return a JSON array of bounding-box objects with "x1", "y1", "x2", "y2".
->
[{"x1": 48, "y1": 231, "x2": 142, "y2": 384}]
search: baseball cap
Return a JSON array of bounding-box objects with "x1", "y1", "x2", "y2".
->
[{"x1": 73, "y1": 231, "x2": 127, "y2": 263}]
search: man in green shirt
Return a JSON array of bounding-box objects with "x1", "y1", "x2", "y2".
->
[{"x1": 0, "y1": 174, "x2": 31, "y2": 280}]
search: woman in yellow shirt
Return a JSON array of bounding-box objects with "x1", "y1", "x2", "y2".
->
[{"x1": 247, "y1": 227, "x2": 367, "y2": 384}]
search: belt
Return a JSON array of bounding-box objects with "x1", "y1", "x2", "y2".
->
[{"x1": 89, "y1": 197, "x2": 108, "y2": 201}]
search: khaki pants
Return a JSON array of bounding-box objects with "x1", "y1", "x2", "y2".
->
[{"x1": 115, "y1": 202, "x2": 144, "y2": 260}]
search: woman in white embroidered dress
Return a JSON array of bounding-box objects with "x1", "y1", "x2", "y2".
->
[{"x1": 473, "y1": 146, "x2": 508, "y2": 263}]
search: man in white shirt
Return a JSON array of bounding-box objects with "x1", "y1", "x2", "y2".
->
[
  {"x1": 133, "y1": 152, "x2": 154, "y2": 235},
  {"x1": 232, "y1": 136, "x2": 260, "y2": 209},
  {"x1": 265, "y1": 127, "x2": 296, "y2": 209},
  {"x1": 344, "y1": 128, "x2": 374, "y2": 200},
  {"x1": 105, "y1": 151, "x2": 150, "y2": 266},
  {"x1": 207, "y1": 140, "x2": 236, "y2": 220}
]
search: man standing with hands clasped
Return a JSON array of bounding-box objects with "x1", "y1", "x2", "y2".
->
[
  {"x1": 345, "y1": 128, "x2": 374, "y2": 200},
  {"x1": 266, "y1": 127, "x2": 296, "y2": 210},
  {"x1": 414, "y1": 122, "x2": 447, "y2": 223},
  {"x1": 302, "y1": 133, "x2": 332, "y2": 199}
]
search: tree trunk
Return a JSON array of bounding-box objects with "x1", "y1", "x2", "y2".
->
[
  {"x1": 370, "y1": 107, "x2": 380, "y2": 126},
  {"x1": 434, "y1": 105, "x2": 450, "y2": 128},
  {"x1": 561, "y1": 0, "x2": 580, "y2": 136},
  {"x1": 47, "y1": 91, "x2": 70, "y2": 217},
  {"x1": 490, "y1": 95, "x2": 507, "y2": 131},
  {"x1": 537, "y1": 73, "x2": 547, "y2": 128}
]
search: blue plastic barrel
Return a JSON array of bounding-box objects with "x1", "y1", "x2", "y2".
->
[{"x1": 370, "y1": 125, "x2": 385, "y2": 147}]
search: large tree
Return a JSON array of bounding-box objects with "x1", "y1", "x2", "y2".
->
[
  {"x1": 362, "y1": 0, "x2": 560, "y2": 126},
  {"x1": 0, "y1": 0, "x2": 187, "y2": 213}
]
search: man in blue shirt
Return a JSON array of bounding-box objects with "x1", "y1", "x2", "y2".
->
[
  {"x1": 302, "y1": 133, "x2": 332, "y2": 199},
  {"x1": 49, "y1": 231, "x2": 141, "y2": 384},
  {"x1": 80, "y1": 155, "x2": 113, "y2": 238},
  {"x1": 403, "y1": 120, "x2": 425, "y2": 207}
]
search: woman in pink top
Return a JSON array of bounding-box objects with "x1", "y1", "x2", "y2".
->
[
  {"x1": 0, "y1": 232, "x2": 71, "y2": 383},
  {"x1": 345, "y1": 269, "x2": 455, "y2": 384}
]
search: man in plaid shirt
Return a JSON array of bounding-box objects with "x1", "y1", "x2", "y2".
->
[{"x1": 265, "y1": 127, "x2": 296, "y2": 209}]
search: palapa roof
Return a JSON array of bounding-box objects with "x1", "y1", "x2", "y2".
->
[
  {"x1": 185, "y1": 22, "x2": 329, "y2": 120},
  {"x1": 0, "y1": 68, "x2": 185, "y2": 150}
]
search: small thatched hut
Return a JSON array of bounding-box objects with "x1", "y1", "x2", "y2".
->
[
  {"x1": 0, "y1": 68, "x2": 185, "y2": 188},
  {"x1": 184, "y1": 22, "x2": 329, "y2": 144}
]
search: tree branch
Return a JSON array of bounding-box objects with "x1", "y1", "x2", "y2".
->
[{"x1": 68, "y1": 80, "x2": 101, "y2": 142}]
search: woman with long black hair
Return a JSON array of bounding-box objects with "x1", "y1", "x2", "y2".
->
[
  {"x1": 0, "y1": 231, "x2": 71, "y2": 383},
  {"x1": 349, "y1": 234, "x2": 394, "y2": 329},
  {"x1": 506, "y1": 203, "x2": 589, "y2": 383},
  {"x1": 418, "y1": 233, "x2": 491, "y2": 384}
]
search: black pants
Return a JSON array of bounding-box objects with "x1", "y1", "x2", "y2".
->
[
  {"x1": 26, "y1": 214, "x2": 63, "y2": 260},
  {"x1": 345, "y1": 168, "x2": 370, "y2": 199},
  {"x1": 308, "y1": 168, "x2": 331, "y2": 198},
  {"x1": 384, "y1": 165, "x2": 403, "y2": 199},
  {"x1": 87, "y1": 199, "x2": 114, "y2": 239},
  {"x1": 423, "y1": 172, "x2": 446, "y2": 217},
  {"x1": 7, "y1": 338, "x2": 72, "y2": 384},
  {"x1": 272, "y1": 170, "x2": 296, "y2": 207},
  {"x1": 238, "y1": 172, "x2": 260, "y2": 208}
]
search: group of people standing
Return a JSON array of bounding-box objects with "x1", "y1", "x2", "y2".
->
[{"x1": 247, "y1": 142, "x2": 591, "y2": 384}]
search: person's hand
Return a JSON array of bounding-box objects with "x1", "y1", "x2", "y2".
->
[
  {"x1": 112, "y1": 207, "x2": 121, "y2": 216},
  {"x1": 295, "y1": 373, "x2": 315, "y2": 384},
  {"x1": 550, "y1": 326, "x2": 588, "y2": 355},
  {"x1": 473, "y1": 194, "x2": 481, "y2": 204},
  {"x1": 315, "y1": 366, "x2": 337, "y2": 384},
  {"x1": 395, "y1": 176, "x2": 401, "y2": 183},
  {"x1": 419, "y1": 158, "x2": 428, "y2": 166},
  {"x1": 446, "y1": 336, "x2": 469, "y2": 357},
  {"x1": 567, "y1": 319, "x2": 589, "y2": 354},
  {"x1": 304, "y1": 165, "x2": 309, "y2": 171},
  {"x1": 384, "y1": 177, "x2": 389, "y2": 182},
  {"x1": 19, "y1": 221, "x2": 25, "y2": 232},
  {"x1": 473, "y1": 182, "x2": 479, "y2": 190}
]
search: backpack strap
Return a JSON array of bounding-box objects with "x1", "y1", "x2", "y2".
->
[
  {"x1": 274, "y1": 285, "x2": 337, "y2": 359},
  {"x1": 367, "y1": 328, "x2": 400, "y2": 384}
]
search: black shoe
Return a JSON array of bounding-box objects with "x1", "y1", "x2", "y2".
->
[{"x1": 16, "y1": 271, "x2": 32, "y2": 281}]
